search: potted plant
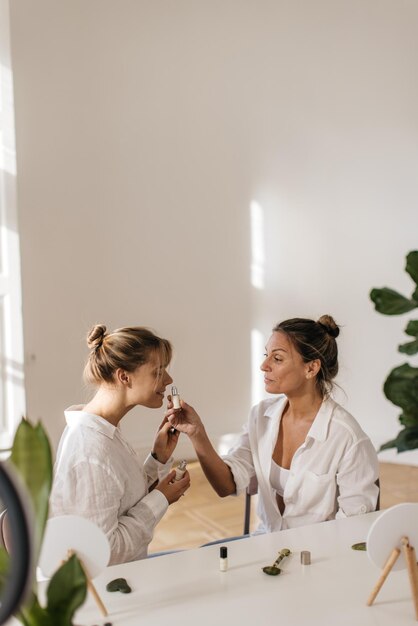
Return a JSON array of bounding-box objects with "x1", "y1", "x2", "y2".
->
[
  {"x1": 0, "y1": 419, "x2": 87, "y2": 625},
  {"x1": 370, "y1": 250, "x2": 418, "y2": 451}
]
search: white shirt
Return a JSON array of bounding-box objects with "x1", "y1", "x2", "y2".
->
[
  {"x1": 223, "y1": 395, "x2": 379, "y2": 534},
  {"x1": 50, "y1": 407, "x2": 171, "y2": 565}
]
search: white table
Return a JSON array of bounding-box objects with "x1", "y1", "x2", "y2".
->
[{"x1": 7, "y1": 511, "x2": 418, "y2": 625}]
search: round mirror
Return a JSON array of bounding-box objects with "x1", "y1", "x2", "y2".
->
[{"x1": 0, "y1": 462, "x2": 33, "y2": 625}]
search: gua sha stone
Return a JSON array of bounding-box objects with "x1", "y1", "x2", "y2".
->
[{"x1": 106, "y1": 577, "x2": 132, "y2": 593}]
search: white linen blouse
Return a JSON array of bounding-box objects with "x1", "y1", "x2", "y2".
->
[
  {"x1": 49, "y1": 407, "x2": 172, "y2": 564},
  {"x1": 222, "y1": 395, "x2": 379, "y2": 534}
]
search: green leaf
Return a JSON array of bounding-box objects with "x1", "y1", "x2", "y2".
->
[
  {"x1": 379, "y1": 438, "x2": 397, "y2": 451},
  {"x1": 399, "y1": 339, "x2": 418, "y2": 355},
  {"x1": 17, "y1": 593, "x2": 52, "y2": 626},
  {"x1": 405, "y1": 320, "x2": 418, "y2": 337},
  {"x1": 381, "y1": 426, "x2": 418, "y2": 453},
  {"x1": 384, "y1": 363, "x2": 418, "y2": 414},
  {"x1": 399, "y1": 411, "x2": 418, "y2": 427},
  {"x1": 45, "y1": 554, "x2": 87, "y2": 625},
  {"x1": 370, "y1": 287, "x2": 417, "y2": 315},
  {"x1": 10, "y1": 420, "x2": 53, "y2": 558},
  {"x1": 406, "y1": 250, "x2": 418, "y2": 287},
  {"x1": 0, "y1": 546, "x2": 10, "y2": 594}
]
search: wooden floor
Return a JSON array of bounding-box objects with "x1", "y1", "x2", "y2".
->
[{"x1": 149, "y1": 461, "x2": 418, "y2": 553}]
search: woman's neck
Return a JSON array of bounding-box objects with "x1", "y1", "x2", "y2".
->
[
  {"x1": 285, "y1": 388, "x2": 324, "y2": 422},
  {"x1": 83, "y1": 386, "x2": 130, "y2": 427}
]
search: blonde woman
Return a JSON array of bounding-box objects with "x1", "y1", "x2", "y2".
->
[{"x1": 50, "y1": 324, "x2": 190, "y2": 564}]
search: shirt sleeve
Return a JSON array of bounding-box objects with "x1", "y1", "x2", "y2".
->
[
  {"x1": 66, "y1": 460, "x2": 168, "y2": 564},
  {"x1": 336, "y1": 437, "x2": 379, "y2": 518},
  {"x1": 143, "y1": 452, "x2": 173, "y2": 486},
  {"x1": 222, "y1": 425, "x2": 257, "y2": 495}
]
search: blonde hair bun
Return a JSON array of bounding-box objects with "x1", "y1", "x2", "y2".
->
[
  {"x1": 317, "y1": 315, "x2": 340, "y2": 339},
  {"x1": 87, "y1": 324, "x2": 107, "y2": 350},
  {"x1": 83, "y1": 325, "x2": 172, "y2": 386}
]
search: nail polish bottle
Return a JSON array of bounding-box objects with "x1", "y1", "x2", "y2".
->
[
  {"x1": 220, "y1": 546, "x2": 228, "y2": 572},
  {"x1": 171, "y1": 385, "x2": 181, "y2": 410},
  {"x1": 174, "y1": 460, "x2": 187, "y2": 481}
]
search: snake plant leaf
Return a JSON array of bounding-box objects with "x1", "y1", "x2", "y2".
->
[
  {"x1": 10, "y1": 420, "x2": 53, "y2": 558},
  {"x1": 399, "y1": 339, "x2": 418, "y2": 355},
  {"x1": 45, "y1": 554, "x2": 87, "y2": 626},
  {"x1": 370, "y1": 288, "x2": 418, "y2": 315},
  {"x1": 383, "y1": 364, "x2": 418, "y2": 414},
  {"x1": 406, "y1": 251, "x2": 418, "y2": 287}
]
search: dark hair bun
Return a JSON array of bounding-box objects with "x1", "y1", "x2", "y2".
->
[
  {"x1": 87, "y1": 324, "x2": 107, "y2": 349},
  {"x1": 317, "y1": 315, "x2": 340, "y2": 339}
]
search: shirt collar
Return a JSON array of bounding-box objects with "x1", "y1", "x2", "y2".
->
[
  {"x1": 264, "y1": 395, "x2": 288, "y2": 419},
  {"x1": 305, "y1": 396, "x2": 335, "y2": 442},
  {"x1": 263, "y1": 395, "x2": 335, "y2": 443},
  {"x1": 64, "y1": 405, "x2": 118, "y2": 439}
]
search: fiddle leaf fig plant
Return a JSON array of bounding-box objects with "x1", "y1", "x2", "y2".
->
[
  {"x1": 370, "y1": 250, "x2": 418, "y2": 452},
  {"x1": 0, "y1": 419, "x2": 87, "y2": 625}
]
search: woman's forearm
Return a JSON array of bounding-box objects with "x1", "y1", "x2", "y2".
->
[{"x1": 190, "y1": 428, "x2": 237, "y2": 497}]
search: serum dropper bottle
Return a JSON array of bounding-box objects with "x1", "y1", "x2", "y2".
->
[{"x1": 171, "y1": 386, "x2": 181, "y2": 410}]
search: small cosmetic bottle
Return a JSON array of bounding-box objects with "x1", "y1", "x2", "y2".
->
[
  {"x1": 174, "y1": 460, "x2": 187, "y2": 481},
  {"x1": 300, "y1": 550, "x2": 311, "y2": 565},
  {"x1": 171, "y1": 386, "x2": 181, "y2": 410},
  {"x1": 220, "y1": 546, "x2": 228, "y2": 572}
]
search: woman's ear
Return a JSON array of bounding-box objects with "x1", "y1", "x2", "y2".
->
[
  {"x1": 116, "y1": 368, "x2": 130, "y2": 386},
  {"x1": 305, "y1": 359, "x2": 321, "y2": 379}
]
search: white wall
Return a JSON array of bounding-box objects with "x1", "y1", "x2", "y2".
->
[{"x1": 8, "y1": 0, "x2": 418, "y2": 460}]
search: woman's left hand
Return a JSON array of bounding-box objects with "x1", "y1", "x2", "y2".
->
[{"x1": 152, "y1": 416, "x2": 180, "y2": 464}]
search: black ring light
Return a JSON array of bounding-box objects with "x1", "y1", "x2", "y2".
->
[{"x1": 0, "y1": 462, "x2": 33, "y2": 624}]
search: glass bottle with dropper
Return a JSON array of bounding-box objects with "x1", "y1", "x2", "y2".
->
[{"x1": 171, "y1": 385, "x2": 181, "y2": 410}]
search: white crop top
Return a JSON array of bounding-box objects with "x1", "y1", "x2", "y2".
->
[{"x1": 269, "y1": 459, "x2": 291, "y2": 496}]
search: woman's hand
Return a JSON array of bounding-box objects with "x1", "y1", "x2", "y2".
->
[
  {"x1": 165, "y1": 398, "x2": 204, "y2": 440},
  {"x1": 152, "y1": 416, "x2": 180, "y2": 464},
  {"x1": 155, "y1": 469, "x2": 191, "y2": 504}
]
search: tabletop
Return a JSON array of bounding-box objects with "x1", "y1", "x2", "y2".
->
[{"x1": 6, "y1": 510, "x2": 418, "y2": 625}]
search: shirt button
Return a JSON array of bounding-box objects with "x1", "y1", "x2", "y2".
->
[{"x1": 360, "y1": 505, "x2": 367, "y2": 513}]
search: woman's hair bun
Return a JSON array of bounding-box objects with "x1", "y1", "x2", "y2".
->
[
  {"x1": 317, "y1": 315, "x2": 340, "y2": 339},
  {"x1": 87, "y1": 324, "x2": 107, "y2": 349}
]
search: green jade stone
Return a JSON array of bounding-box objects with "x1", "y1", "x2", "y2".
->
[
  {"x1": 262, "y1": 548, "x2": 291, "y2": 576},
  {"x1": 106, "y1": 577, "x2": 132, "y2": 593},
  {"x1": 351, "y1": 542, "x2": 367, "y2": 551}
]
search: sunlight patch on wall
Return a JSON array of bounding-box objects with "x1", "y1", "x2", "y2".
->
[
  {"x1": 251, "y1": 328, "x2": 266, "y2": 407},
  {"x1": 250, "y1": 201, "x2": 265, "y2": 289},
  {"x1": 0, "y1": 64, "x2": 16, "y2": 177}
]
